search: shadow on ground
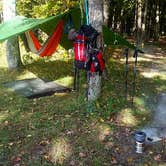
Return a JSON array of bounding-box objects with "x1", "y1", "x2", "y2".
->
[{"x1": 0, "y1": 43, "x2": 166, "y2": 165}]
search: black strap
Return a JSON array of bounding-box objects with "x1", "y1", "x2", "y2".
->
[
  {"x1": 73, "y1": 64, "x2": 80, "y2": 91},
  {"x1": 64, "y1": 13, "x2": 74, "y2": 34}
]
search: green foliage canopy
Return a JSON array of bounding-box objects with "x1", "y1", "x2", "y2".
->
[{"x1": 16, "y1": 0, "x2": 79, "y2": 18}]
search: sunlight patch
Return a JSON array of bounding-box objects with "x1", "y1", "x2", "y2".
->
[
  {"x1": 49, "y1": 137, "x2": 72, "y2": 164},
  {"x1": 0, "y1": 111, "x2": 8, "y2": 123},
  {"x1": 56, "y1": 76, "x2": 73, "y2": 87},
  {"x1": 140, "y1": 70, "x2": 165, "y2": 79},
  {"x1": 117, "y1": 108, "x2": 138, "y2": 127},
  {"x1": 141, "y1": 71, "x2": 158, "y2": 78},
  {"x1": 95, "y1": 123, "x2": 113, "y2": 141},
  {"x1": 133, "y1": 97, "x2": 145, "y2": 107},
  {"x1": 0, "y1": 43, "x2": 7, "y2": 67},
  {"x1": 16, "y1": 71, "x2": 37, "y2": 80}
]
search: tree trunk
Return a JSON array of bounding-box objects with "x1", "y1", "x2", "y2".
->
[
  {"x1": 160, "y1": 1, "x2": 166, "y2": 36},
  {"x1": 154, "y1": 0, "x2": 160, "y2": 41},
  {"x1": 103, "y1": 0, "x2": 109, "y2": 26},
  {"x1": 141, "y1": 0, "x2": 148, "y2": 44},
  {"x1": 3, "y1": 0, "x2": 22, "y2": 69},
  {"x1": 136, "y1": 0, "x2": 142, "y2": 46},
  {"x1": 145, "y1": 1, "x2": 152, "y2": 41},
  {"x1": 87, "y1": 0, "x2": 103, "y2": 101}
]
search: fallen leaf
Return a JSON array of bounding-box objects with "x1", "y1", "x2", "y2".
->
[
  {"x1": 8, "y1": 142, "x2": 14, "y2": 146},
  {"x1": 39, "y1": 140, "x2": 50, "y2": 146},
  {"x1": 149, "y1": 151, "x2": 153, "y2": 154},
  {"x1": 79, "y1": 152, "x2": 86, "y2": 158},
  {"x1": 70, "y1": 160, "x2": 76, "y2": 166},
  {"x1": 4, "y1": 121, "x2": 9, "y2": 126},
  {"x1": 11, "y1": 156, "x2": 21, "y2": 166},
  {"x1": 100, "y1": 118, "x2": 104, "y2": 122},
  {"x1": 154, "y1": 154, "x2": 161, "y2": 161},
  {"x1": 144, "y1": 164, "x2": 150, "y2": 166},
  {"x1": 127, "y1": 157, "x2": 133, "y2": 163},
  {"x1": 66, "y1": 130, "x2": 74, "y2": 136},
  {"x1": 111, "y1": 156, "x2": 117, "y2": 164}
]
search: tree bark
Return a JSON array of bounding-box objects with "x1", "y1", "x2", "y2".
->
[
  {"x1": 87, "y1": 0, "x2": 103, "y2": 101},
  {"x1": 3, "y1": 0, "x2": 22, "y2": 69},
  {"x1": 141, "y1": 0, "x2": 148, "y2": 43},
  {"x1": 136, "y1": 0, "x2": 142, "y2": 46},
  {"x1": 154, "y1": 0, "x2": 160, "y2": 41},
  {"x1": 103, "y1": 0, "x2": 109, "y2": 26},
  {"x1": 145, "y1": 1, "x2": 152, "y2": 41},
  {"x1": 160, "y1": 1, "x2": 166, "y2": 36}
]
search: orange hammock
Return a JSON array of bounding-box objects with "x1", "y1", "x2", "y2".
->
[{"x1": 25, "y1": 20, "x2": 64, "y2": 57}]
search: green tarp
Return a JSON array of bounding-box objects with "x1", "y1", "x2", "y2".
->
[
  {"x1": 0, "y1": 16, "x2": 56, "y2": 42},
  {"x1": 0, "y1": 7, "x2": 141, "y2": 51},
  {"x1": 0, "y1": 8, "x2": 81, "y2": 49},
  {"x1": 103, "y1": 25, "x2": 136, "y2": 50}
]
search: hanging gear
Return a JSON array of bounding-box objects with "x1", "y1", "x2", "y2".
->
[
  {"x1": 73, "y1": 33, "x2": 89, "y2": 70},
  {"x1": 89, "y1": 50, "x2": 105, "y2": 74},
  {"x1": 69, "y1": 23, "x2": 105, "y2": 91},
  {"x1": 72, "y1": 24, "x2": 100, "y2": 70},
  {"x1": 79, "y1": 24, "x2": 99, "y2": 48}
]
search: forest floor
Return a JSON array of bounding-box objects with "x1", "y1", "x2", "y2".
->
[{"x1": 0, "y1": 40, "x2": 166, "y2": 166}]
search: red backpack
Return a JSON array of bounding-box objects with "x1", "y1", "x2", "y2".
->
[
  {"x1": 90, "y1": 51, "x2": 105, "y2": 73},
  {"x1": 73, "y1": 25, "x2": 105, "y2": 73},
  {"x1": 74, "y1": 34, "x2": 89, "y2": 69}
]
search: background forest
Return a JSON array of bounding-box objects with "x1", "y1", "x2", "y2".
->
[{"x1": 0, "y1": 0, "x2": 165, "y2": 42}]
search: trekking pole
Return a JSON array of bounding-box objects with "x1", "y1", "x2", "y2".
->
[
  {"x1": 124, "y1": 48, "x2": 129, "y2": 100},
  {"x1": 86, "y1": 71, "x2": 91, "y2": 100},
  {"x1": 73, "y1": 65, "x2": 77, "y2": 90},
  {"x1": 132, "y1": 49, "x2": 138, "y2": 105},
  {"x1": 77, "y1": 68, "x2": 80, "y2": 91},
  {"x1": 73, "y1": 61, "x2": 80, "y2": 91}
]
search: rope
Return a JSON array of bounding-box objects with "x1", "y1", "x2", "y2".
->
[{"x1": 84, "y1": 0, "x2": 89, "y2": 25}]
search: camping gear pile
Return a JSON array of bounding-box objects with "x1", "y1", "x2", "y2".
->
[{"x1": 68, "y1": 25, "x2": 105, "y2": 74}]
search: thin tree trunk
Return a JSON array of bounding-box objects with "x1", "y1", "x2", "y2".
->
[
  {"x1": 160, "y1": 1, "x2": 166, "y2": 36},
  {"x1": 133, "y1": 3, "x2": 137, "y2": 37},
  {"x1": 3, "y1": 0, "x2": 22, "y2": 69},
  {"x1": 111, "y1": 8, "x2": 115, "y2": 29},
  {"x1": 141, "y1": 0, "x2": 148, "y2": 44},
  {"x1": 120, "y1": 9, "x2": 125, "y2": 34},
  {"x1": 87, "y1": 0, "x2": 103, "y2": 101},
  {"x1": 145, "y1": 1, "x2": 152, "y2": 41},
  {"x1": 103, "y1": 0, "x2": 109, "y2": 26},
  {"x1": 154, "y1": 0, "x2": 160, "y2": 41},
  {"x1": 136, "y1": 0, "x2": 142, "y2": 46}
]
